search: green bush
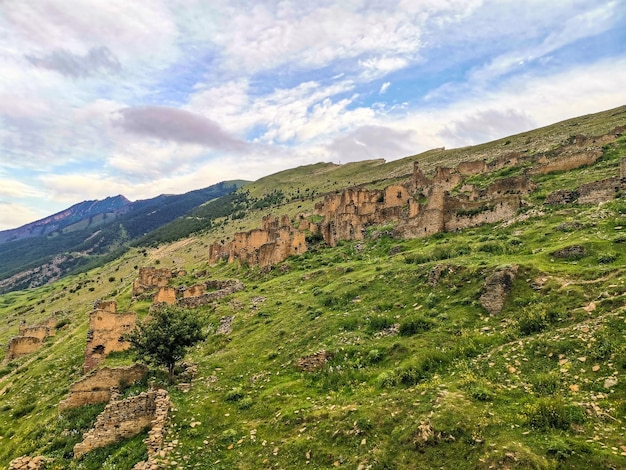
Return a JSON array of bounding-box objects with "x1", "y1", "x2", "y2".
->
[
  {"x1": 225, "y1": 387, "x2": 244, "y2": 402},
  {"x1": 399, "y1": 316, "x2": 434, "y2": 336},
  {"x1": 516, "y1": 304, "x2": 558, "y2": 335},
  {"x1": 524, "y1": 398, "x2": 585, "y2": 430}
]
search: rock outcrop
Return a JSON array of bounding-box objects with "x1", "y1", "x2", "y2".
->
[{"x1": 480, "y1": 265, "x2": 519, "y2": 315}]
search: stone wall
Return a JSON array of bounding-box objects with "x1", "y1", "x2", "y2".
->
[
  {"x1": 208, "y1": 215, "x2": 307, "y2": 267},
  {"x1": 176, "y1": 280, "x2": 244, "y2": 308},
  {"x1": 8, "y1": 456, "x2": 46, "y2": 470},
  {"x1": 154, "y1": 286, "x2": 177, "y2": 305},
  {"x1": 132, "y1": 267, "x2": 174, "y2": 297},
  {"x1": 6, "y1": 336, "x2": 43, "y2": 360},
  {"x1": 577, "y1": 177, "x2": 624, "y2": 204},
  {"x1": 84, "y1": 309, "x2": 137, "y2": 372},
  {"x1": 17, "y1": 325, "x2": 50, "y2": 341},
  {"x1": 529, "y1": 149, "x2": 602, "y2": 175},
  {"x1": 74, "y1": 389, "x2": 170, "y2": 459},
  {"x1": 59, "y1": 364, "x2": 148, "y2": 411},
  {"x1": 545, "y1": 176, "x2": 625, "y2": 206}
]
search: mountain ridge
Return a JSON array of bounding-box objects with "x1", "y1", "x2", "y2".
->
[{"x1": 0, "y1": 195, "x2": 131, "y2": 244}]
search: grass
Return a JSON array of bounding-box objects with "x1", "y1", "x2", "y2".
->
[{"x1": 0, "y1": 107, "x2": 625, "y2": 468}]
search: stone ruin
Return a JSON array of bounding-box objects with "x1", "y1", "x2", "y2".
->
[
  {"x1": 4, "y1": 317, "x2": 57, "y2": 361},
  {"x1": 84, "y1": 300, "x2": 137, "y2": 373},
  {"x1": 146, "y1": 278, "x2": 244, "y2": 308},
  {"x1": 59, "y1": 364, "x2": 148, "y2": 411},
  {"x1": 308, "y1": 163, "x2": 535, "y2": 247},
  {"x1": 132, "y1": 267, "x2": 185, "y2": 298},
  {"x1": 208, "y1": 214, "x2": 307, "y2": 267},
  {"x1": 74, "y1": 388, "x2": 170, "y2": 461},
  {"x1": 8, "y1": 456, "x2": 47, "y2": 470},
  {"x1": 545, "y1": 157, "x2": 626, "y2": 206},
  {"x1": 224, "y1": 126, "x2": 626, "y2": 263}
]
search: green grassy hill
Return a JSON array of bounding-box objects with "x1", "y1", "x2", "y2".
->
[{"x1": 0, "y1": 106, "x2": 625, "y2": 469}]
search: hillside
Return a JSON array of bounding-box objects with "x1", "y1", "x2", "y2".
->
[
  {"x1": 0, "y1": 195, "x2": 132, "y2": 244},
  {"x1": 0, "y1": 181, "x2": 246, "y2": 294},
  {"x1": 0, "y1": 106, "x2": 625, "y2": 469}
]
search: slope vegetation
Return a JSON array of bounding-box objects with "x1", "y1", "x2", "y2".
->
[{"x1": 0, "y1": 106, "x2": 625, "y2": 469}]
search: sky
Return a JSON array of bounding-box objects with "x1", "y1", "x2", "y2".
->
[{"x1": 1, "y1": 0, "x2": 626, "y2": 230}]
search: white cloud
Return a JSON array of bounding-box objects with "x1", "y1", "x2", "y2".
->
[
  {"x1": 468, "y1": 1, "x2": 620, "y2": 83},
  {"x1": 0, "y1": 202, "x2": 43, "y2": 231},
  {"x1": 379, "y1": 82, "x2": 391, "y2": 94},
  {"x1": 0, "y1": 180, "x2": 44, "y2": 198}
]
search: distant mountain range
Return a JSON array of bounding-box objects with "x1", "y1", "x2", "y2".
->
[
  {"x1": 0, "y1": 180, "x2": 247, "y2": 293},
  {"x1": 0, "y1": 195, "x2": 132, "y2": 244}
]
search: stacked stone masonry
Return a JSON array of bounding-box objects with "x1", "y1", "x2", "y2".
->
[
  {"x1": 149, "y1": 279, "x2": 244, "y2": 308},
  {"x1": 84, "y1": 300, "x2": 137, "y2": 372},
  {"x1": 208, "y1": 215, "x2": 307, "y2": 267},
  {"x1": 74, "y1": 389, "x2": 170, "y2": 459},
  {"x1": 59, "y1": 364, "x2": 148, "y2": 410},
  {"x1": 8, "y1": 456, "x2": 46, "y2": 470},
  {"x1": 5, "y1": 318, "x2": 55, "y2": 360},
  {"x1": 204, "y1": 127, "x2": 623, "y2": 268}
]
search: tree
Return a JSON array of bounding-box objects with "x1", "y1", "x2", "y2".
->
[{"x1": 126, "y1": 306, "x2": 206, "y2": 382}]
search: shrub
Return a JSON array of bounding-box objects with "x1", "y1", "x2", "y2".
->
[
  {"x1": 368, "y1": 315, "x2": 394, "y2": 332},
  {"x1": 225, "y1": 387, "x2": 244, "y2": 402},
  {"x1": 524, "y1": 398, "x2": 585, "y2": 430},
  {"x1": 597, "y1": 253, "x2": 617, "y2": 264},
  {"x1": 517, "y1": 304, "x2": 558, "y2": 335},
  {"x1": 531, "y1": 372, "x2": 560, "y2": 395},
  {"x1": 399, "y1": 316, "x2": 434, "y2": 336}
]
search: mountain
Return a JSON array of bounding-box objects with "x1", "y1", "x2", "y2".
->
[
  {"x1": 0, "y1": 195, "x2": 131, "y2": 244},
  {"x1": 0, "y1": 180, "x2": 247, "y2": 293},
  {"x1": 0, "y1": 106, "x2": 625, "y2": 469}
]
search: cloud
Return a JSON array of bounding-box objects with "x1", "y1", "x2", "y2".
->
[
  {"x1": 438, "y1": 109, "x2": 536, "y2": 147},
  {"x1": 379, "y1": 82, "x2": 391, "y2": 94},
  {"x1": 26, "y1": 46, "x2": 122, "y2": 78},
  {"x1": 0, "y1": 202, "x2": 42, "y2": 231},
  {"x1": 113, "y1": 106, "x2": 249, "y2": 152},
  {"x1": 0, "y1": 180, "x2": 44, "y2": 198},
  {"x1": 327, "y1": 125, "x2": 418, "y2": 162},
  {"x1": 468, "y1": 1, "x2": 620, "y2": 83}
]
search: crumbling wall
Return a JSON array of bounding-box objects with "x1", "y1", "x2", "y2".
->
[
  {"x1": 154, "y1": 286, "x2": 177, "y2": 305},
  {"x1": 17, "y1": 325, "x2": 50, "y2": 341},
  {"x1": 132, "y1": 267, "x2": 174, "y2": 297},
  {"x1": 74, "y1": 389, "x2": 170, "y2": 459},
  {"x1": 458, "y1": 159, "x2": 487, "y2": 176},
  {"x1": 6, "y1": 336, "x2": 43, "y2": 360},
  {"x1": 8, "y1": 456, "x2": 46, "y2": 470},
  {"x1": 444, "y1": 196, "x2": 521, "y2": 232},
  {"x1": 208, "y1": 215, "x2": 307, "y2": 267},
  {"x1": 577, "y1": 177, "x2": 624, "y2": 204},
  {"x1": 84, "y1": 309, "x2": 137, "y2": 372},
  {"x1": 59, "y1": 364, "x2": 148, "y2": 411},
  {"x1": 545, "y1": 176, "x2": 625, "y2": 206},
  {"x1": 177, "y1": 280, "x2": 244, "y2": 308},
  {"x1": 529, "y1": 149, "x2": 602, "y2": 175}
]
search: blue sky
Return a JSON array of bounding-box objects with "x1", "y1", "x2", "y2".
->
[{"x1": 1, "y1": 0, "x2": 626, "y2": 230}]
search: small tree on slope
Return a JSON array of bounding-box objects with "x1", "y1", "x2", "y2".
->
[{"x1": 126, "y1": 306, "x2": 206, "y2": 383}]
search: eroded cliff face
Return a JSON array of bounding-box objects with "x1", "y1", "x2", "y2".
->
[{"x1": 208, "y1": 215, "x2": 307, "y2": 267}]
